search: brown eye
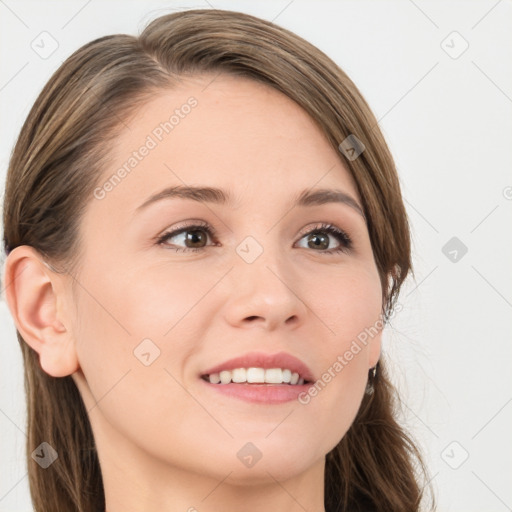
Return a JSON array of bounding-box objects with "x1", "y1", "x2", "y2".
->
[
  {"x1": 296, "y1": 223, "x2": 353, "y2": 255},
  {"x1": 182, "y1": 229, "x2": 208, "y2": 248},
  {"x1": 156, "y1": 223, "x2": 216, "y2": 252},
  {"x1": 305, "y1": 232, "x2": 329, "y2": 250}
]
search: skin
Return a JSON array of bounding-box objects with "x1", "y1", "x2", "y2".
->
[{"x1": 4, "y1": 73, "x2": 383, "y2": 512}]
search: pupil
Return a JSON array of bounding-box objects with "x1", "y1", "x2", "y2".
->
[
  {"x1": 309, "y1": 232, "x2": 328, "y2": 250},
  {"x1": 186, "y1": 230, "x2": 206, "y2": 247}
]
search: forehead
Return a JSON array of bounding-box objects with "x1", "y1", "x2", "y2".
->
[{"x1": 94, "y1": 73, "x2": 361, "y2": 216}]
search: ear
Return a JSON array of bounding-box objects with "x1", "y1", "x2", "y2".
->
[{"x1": 2, "y1": 245, "x2": 79, "y2": 377}]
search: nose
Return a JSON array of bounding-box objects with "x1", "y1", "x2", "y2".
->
[{"x1": 221, "y1": 248, "x2": 308, "y2": 332}]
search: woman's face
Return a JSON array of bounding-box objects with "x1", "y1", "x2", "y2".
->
[{"x1": 69, "y1": 73, "x2": 383, "y2": 483}]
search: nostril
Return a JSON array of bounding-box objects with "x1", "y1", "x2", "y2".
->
[{"x1": 285, "y1": 315, "x2": 298, "y2": 325}]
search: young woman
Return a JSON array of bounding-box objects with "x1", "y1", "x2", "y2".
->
[{"x1": 2, "y1": 8, "x2": 434, "y2": 512}]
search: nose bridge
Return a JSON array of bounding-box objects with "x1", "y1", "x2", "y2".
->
[{"x1": 223, "y1": 232, "x2": 305, "y2": 330}]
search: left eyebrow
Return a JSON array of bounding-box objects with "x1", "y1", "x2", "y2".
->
[
  {"x1": 294, "y1": 188, "x2": 365, "y2": 219},
  {"x1": 134, "y1": 185, "x2": 365, "y2": 219}
]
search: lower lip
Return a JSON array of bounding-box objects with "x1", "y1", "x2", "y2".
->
[{"x1": 200, "y1": 379, "x2": 313, "y2": 404}]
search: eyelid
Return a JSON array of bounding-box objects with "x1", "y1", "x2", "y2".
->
[{"x1": 155, "y1": 219, "x2": 215, "y2": 240}]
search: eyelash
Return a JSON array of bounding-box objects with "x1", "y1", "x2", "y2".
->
[{"x1": 155, "y1": 221, "x2": 353, "y2": 255}]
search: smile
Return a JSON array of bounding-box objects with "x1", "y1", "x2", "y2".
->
[{"x1": 201, "y1": 367, "x2": 310, "y2": 385}]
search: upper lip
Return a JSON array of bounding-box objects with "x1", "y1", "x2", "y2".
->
[{"x1": 200, "y1": 351, "x2": 315, "y2": 382}]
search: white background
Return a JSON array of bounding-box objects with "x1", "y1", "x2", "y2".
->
[{"x1": 1, "y1": 1, "x2": 511, "y2": 510}]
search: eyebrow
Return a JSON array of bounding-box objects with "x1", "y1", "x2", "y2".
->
[{"x1": 134, "y1": 185, "x2": 365, "y2": 218}]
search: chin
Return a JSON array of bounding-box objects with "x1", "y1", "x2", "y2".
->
[{"x1": 223, "y1": 458, "x2": 316, "y2": 486}]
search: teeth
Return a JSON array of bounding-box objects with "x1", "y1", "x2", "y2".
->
[
  {"x1": 231, "y1": 368, "x2": 246, "y2": 383},
  {"x1": 205, "y1": 367, "x2": 306, "y2": 385},
  {"x1": 209, "y1": 372, "x2": 221, "y2": 384},
  {"x1": 265, "y1": 368, "x2": 283, "y2": 384},
  {"x1": 247, "y1": 367, "x2": 265, "y2": 383},
  {"x1": 219, "y1": 370, "x2": 231, "y2": 384}
]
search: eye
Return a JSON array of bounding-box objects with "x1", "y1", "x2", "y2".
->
[
  {"x1": 295, "y1": 223, "x2": 353, "y2": 255},
  {"x1": 155, "y1": 221, "x2": 353, "y2": 255},
  {"x1": 155, "y1": 221, "x2": 217, "y2": 252}
]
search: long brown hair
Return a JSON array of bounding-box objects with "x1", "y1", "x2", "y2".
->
[{"x1": 2, "y1": 8, "x2": 434, "y2": 512}]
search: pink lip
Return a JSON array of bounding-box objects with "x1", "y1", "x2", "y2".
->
[
  {"x1": 200, "y1": 380, "x2": 313, "y2": 404},
  {"x1": 200, "y1": 351, "x2": 315, "y2": 382}
]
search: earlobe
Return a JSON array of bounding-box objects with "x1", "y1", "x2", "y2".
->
[{"x1": 2, "y1": 245, "x2": 79, "y2": 377}]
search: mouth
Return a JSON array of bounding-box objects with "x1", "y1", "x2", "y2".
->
[
  {"x1": 199, "y1": 371, "x2": 313, "y2": 404},
  {"x1": 198, "y1": 351, "x2": 315, "y2": 404},
  {"x1": 200, "y1": 367, "x2": 312, "y2": 385},
  {"x1": 200, "y1": 351, "x2": 315, "y2": 384}
]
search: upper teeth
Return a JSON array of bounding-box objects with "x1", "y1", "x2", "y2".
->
[{"x1": 205, "y1": 368, "x2": 305, "y2": 385}]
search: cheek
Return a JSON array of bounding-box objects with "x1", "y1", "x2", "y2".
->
[
  {"x1": 296, "y1": 265, "x2": 382, "y2": 434},
  {"x1": 70, "y1": 262, "x2": 209, "y2": 460},
  {"x1": 71, "y1": 259, "x2": 223, "y2": 404},
  {"x1": 115, "y1": 261, "x2": 224, "y2": 335},
  {"x1": 75, "y1": 256, "x2": 213, "y2": 346},
  {"x1": 308, "y1": 263, "x2": 383, "y2": 344}
]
